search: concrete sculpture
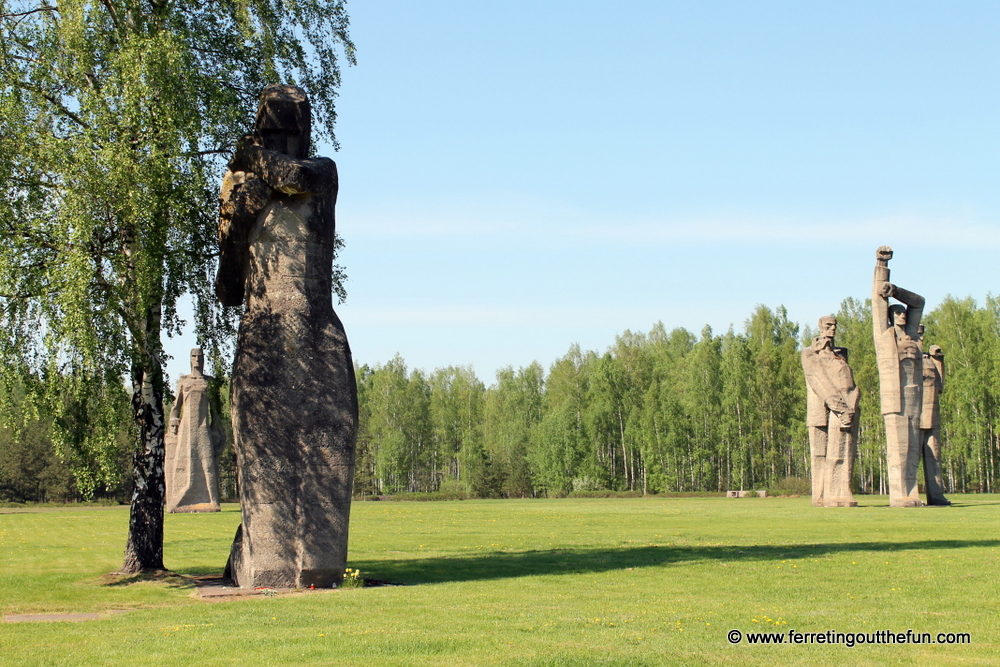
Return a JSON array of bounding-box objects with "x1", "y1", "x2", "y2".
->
[
  {"x1": 872, "y1": 246, "x2": 925, "y2": 507},
  {"x1": 801, "y1": 316, "x2": 859, "y2": 507},
  {"x1": 164, "y1": 348, "x2": 224, "y2": 513},
  {"x1": 921, "y1": 345, "x2": 950, "y2": 506},
  {"x1": 217, "y1": 85, "x2": 358, "y2": 588}
]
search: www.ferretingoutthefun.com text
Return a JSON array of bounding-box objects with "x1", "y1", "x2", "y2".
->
[{"x1": 727, "y1": 628, "x2": 970, "y2": 647}]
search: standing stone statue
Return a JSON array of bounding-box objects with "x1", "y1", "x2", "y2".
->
[
  {"x1": 921, "y1": 344, "x2": 950, "y2": 506},
  {"x1": 164, "y1": 348, "x2": 224, "y2": 513},
  {"x1": 872, "y1": 245, "x2": 925, "y2": 507},
  {"x1": 217, "y1": 85, "x2": 358, "y2": 588},
  {"x1": 801, "y1": 316, "x2": 859, "y2": 507}
]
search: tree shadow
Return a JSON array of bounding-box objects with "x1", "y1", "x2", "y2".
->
[
  {"x1": 173, "y1": 565, "x2": 227, "y2": 576},
  {"x1": 352, "y1": 539, "x2": 1000, "y2": 586},
  {"x1": 100, "y1": 570, "x2": 195, "y2": 589}
]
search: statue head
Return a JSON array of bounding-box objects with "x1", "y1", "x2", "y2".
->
[
  {"x1": 888, "y1": 304, "x2": 907, "y2": 327},
  {"x1": 255, "y1": 84, "x2": 311, "y2": 159},
  {"x1": 929, "y1": 344, "x2": 944, "y2": 360},
  {"x1": 190, "y1": 347, "x2": 205, "y2": 375},
  {"x1": 818, "y1": 315, "x2": 837, "y2": 339}
]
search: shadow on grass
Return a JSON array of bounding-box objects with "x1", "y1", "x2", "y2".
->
[
  {"x1": 354, "y1": 539, "x2": 1000, "y2": 585},
  {"x1": 100, "y1": 571, "x2": 195, "y2": 589}
]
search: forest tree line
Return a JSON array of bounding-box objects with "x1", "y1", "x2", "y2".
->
[
  {"x1": 354, "y1": 296, "x2": 1000, "y2": 498},
  {"x1": 3, "y1": 296, "x2": 1000, "y2": 503}
]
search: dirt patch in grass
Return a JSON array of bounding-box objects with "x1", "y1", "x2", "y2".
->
[{"x1": 5, "y1": 610, "x2": 130, "y2": 623}]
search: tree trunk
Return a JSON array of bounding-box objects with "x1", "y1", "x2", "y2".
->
[{"x1": 121, "y1": 303, "x2": 167, "y2": 574}]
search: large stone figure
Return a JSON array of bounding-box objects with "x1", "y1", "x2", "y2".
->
[
  {"x1": 164, "y1": 348, "x2": 224, "y2": 513},
  {"x1": 872, "y1": 245, "x2": 925, "y2": 507},
  {"x1": 921, "y1": 344, "x2": 950, "y2": 506},
  {"x1": 801, "y1": 316, "x2": 859, "y2": 507},
  {"x1": 217, "y1": 85, "x2": 358, "y2": 588}
]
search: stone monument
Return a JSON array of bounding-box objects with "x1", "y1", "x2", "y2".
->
[
  {"x1": 801, "y1": 316, "x2": 859, "y2": 507},
  {"x1": 921, "y1": 344, "x2": 950, "y2": 506},
  {"x1": 164, "y1": 348, "x2": 224, "y2": 513},
  {"x1": 871, "y1": 245, "x2": 925, "y2": 507},
  {"x1": 217, "y1": 85, "x2": 358, "y2": 588}
]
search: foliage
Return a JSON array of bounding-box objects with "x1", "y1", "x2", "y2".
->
[
  {"x1": 766, "y1": 475, "x2": 811, "y2": 496},
  {"x1": 923, "y1": 295, "x2": 1000, "y2": 492},
  {"x1": 0, "y1": 375, "x2": 132, "y2": 502},
  {"x1": 10, "y1": 293, "x2": 1000, "y2": 504},
  {"x1": 0, "y1": 0, "x2": 355, "y2": 569},
  {"x1": 353, "y1": 299, "x2": 1000, "y2": 497}
]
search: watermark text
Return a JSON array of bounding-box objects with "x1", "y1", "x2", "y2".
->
[{"x1": 727, "y1": 628, "x2": 970, "y2": 648}]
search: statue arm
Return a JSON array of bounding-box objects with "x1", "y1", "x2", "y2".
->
[
  {"x1": 872, "y1": 246, "x2": 892, "y2": 334},
  {"x1": 216, "y1": 169, "x2": 272, "y2": 306},
  {"x1": 205, "y1": 377, "x2": 226, "y2": 455},
  {"x1": 229, "y1": 145, "x2": 336, "y2": 196},
  {"x1": 893, "y1": 285, "x2": 925, "y2": 338},
  {"x1": 168, "y1": 382, "x2": 183, "y2": 434},
  {"x1": 802, "y1": 352, "x2": 852, "y2": 415}
]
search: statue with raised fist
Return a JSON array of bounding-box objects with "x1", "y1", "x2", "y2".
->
[{"x1": 872, "y1": 245, "x2": 925, "y2": 507}]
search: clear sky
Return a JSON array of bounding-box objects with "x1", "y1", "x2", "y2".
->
[{"x1": 167, "y1": 0, "x2": 1000, "y2": 384}]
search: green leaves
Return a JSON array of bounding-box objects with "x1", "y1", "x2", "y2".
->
[
  {"x1": 354, "y1": 298, "x2": 1000, "y2": 499},
  {"x1": 923, "y1": 296, "x2": 1000, "y2": 492},
  {"x1": 0, "y1": 0, "x2": 353, "y2": 499}
]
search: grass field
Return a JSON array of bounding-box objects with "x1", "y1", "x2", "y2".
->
[{"x1": 1, "y1": 495, "x2": 998, "y2": 666}]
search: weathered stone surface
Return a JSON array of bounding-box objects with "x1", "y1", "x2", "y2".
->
[
  {"x1": 872, "y1": 246, "x2": 925, "y2": 507},
  {"x1": 801, "y1": 316, "x2": 859, "y2": 507},
  {"x1": 217, "y1": 85, "x2": 358, "y2": 589},
  {"x1": 164, "y1": 348, "x2": 223, "y2": 513},
  {"x1": 920, "y1": 344, "x2": 950, "y2": 506}
]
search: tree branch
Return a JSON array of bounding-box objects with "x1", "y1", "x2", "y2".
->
[
  {"x1": 98, "y1": 0, "x2": 122, "y2": 33},
  {"x1": 12, "y1": 81, "x2": 90, "y2": 129},
  {"x1": 1, "y1": 6, "x2": 59, "y2": 19},
  {"x1": 178, "y1": 148, "x2": 228, "y2": 157}
]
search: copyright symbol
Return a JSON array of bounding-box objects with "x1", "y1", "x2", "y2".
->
[{"x1": 728, "y1": 629, "x2": 742, "y2": 644}]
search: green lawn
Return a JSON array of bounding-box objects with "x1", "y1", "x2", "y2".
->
[{"x1": 1, "y1": 496, "x2": 998, "y2": 666}]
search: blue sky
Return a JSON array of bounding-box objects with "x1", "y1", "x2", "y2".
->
[{"x1": 167, "y1": 1, "x2": 1000, "y2": 384}]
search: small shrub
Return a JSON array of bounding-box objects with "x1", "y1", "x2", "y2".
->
[
  {"x1": 437, "y1": 479, "x2": 470, "y2": 500},
  {"x1": 768, "y1": 476, "x2": 811, "y2": 496},
  {"x1": 567, "y1": 490, "x2": 643, "y2": 499},
  {"x1": 374, "y1": 490, "x2": 467, "y2": 502},
  {"x1": 571, "y1": 476, "x2": 604, "y2": 493}
]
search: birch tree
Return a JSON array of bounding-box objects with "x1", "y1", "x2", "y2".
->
[{"x1": 0, "y1": 0, "x2": 354, "y2": 571}]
